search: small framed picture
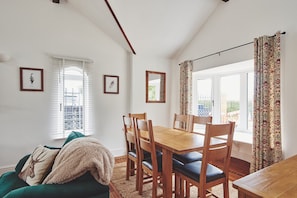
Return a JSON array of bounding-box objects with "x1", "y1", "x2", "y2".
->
[
  {"x1": 20, "y1": 67, "x2": 44, "y2": 91},
  {"x1": 104, "y1": 75, "x2": 119, "y2": 94}
]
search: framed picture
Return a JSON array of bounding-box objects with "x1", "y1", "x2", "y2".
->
[
  {"x1": 104, "y1": 75, "x2": 119, "y2": 94},
  {"x1": 20, "y1": 67, "x2": 44, "y2": 91}
]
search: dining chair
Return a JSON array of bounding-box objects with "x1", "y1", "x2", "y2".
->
[
  {"x1": 173, "y1": 115, "x2": 212, "y2": 164},
  {"x1": 173, "y1": 113, "x2": 191, "y2": 131},
  {"x1": 129, "y1": 112, "x2": 147, "y2": 120},
  {"x1": 134, "y1": 118, "x2": 163, "y2": 198},
  {"x1": 174, "y1": 121, "x2": 235, "y2": 198},
  {"x1": 190, "y1": 115, "x2": 213, "y2": 134},
  {"x1": 122, "y1": 115, "x2": 139, "y2": 190}
]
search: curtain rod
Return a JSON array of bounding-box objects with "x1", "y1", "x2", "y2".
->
[{"x1": 179, "y1": 31, "x2": 286, "y2": 65}]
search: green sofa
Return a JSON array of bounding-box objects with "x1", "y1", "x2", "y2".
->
[{"x1": 0, "y1": 132, "x2": 110, "y2": 198}]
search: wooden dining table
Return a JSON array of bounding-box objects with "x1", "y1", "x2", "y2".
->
[
  {"x1": 233, "y1": 154, "x2": 297, "y2": 198},
  {"x1": 142, "y1": 126, "x2": 226, "y2": 197}
]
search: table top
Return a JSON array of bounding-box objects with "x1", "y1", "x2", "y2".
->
[
  {"x1": 233, "y1": 154, "x2": 297, "y2": 198},
  {"x1": 142, "y1": 126, "x2": 226, "y2": 154}
]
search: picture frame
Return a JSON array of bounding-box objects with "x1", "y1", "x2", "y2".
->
[
  {"x1": 104, "y1": 75, "x2": 119, "y2": 94},
  {"x1": 20, "y1": 67, "x2": 44, "y2": 91}
]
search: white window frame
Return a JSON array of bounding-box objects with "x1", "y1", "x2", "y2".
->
[
  {"x1": 51, "y1": 57, "x2": 93, "y2": 139},
  {"x1": 192, "y1": 60, "x2": 253, "y2": 143}
]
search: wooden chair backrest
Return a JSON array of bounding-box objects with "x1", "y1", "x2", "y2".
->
[
  {"x1": 190, "y1": 115, "x2": 213, "y2": 133},
  {"x1": 129, "y1": 112, "x2": 147, "y2": 120},
  {"x1": 122, "y1": 115, "x2": 136, "y2": 153},
  {"x1": 173, "y1": 113, "x2": 191, "y2": 131},
  {"x1": 134, "y1": 119, "x2": 158, "y2": 169},
  {"x1": 200, "y1": 122, "x2": 235, "y2": 183}
]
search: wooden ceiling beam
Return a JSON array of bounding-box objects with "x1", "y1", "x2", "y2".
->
[{"x1": 104, "y1": 0, "x2": 136, "y2": 55}]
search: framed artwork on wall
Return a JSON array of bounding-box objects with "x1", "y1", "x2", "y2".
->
[
  {"x1": 20, "y1": 67, "x2": 44, "y2": 91},
  {"x1": 104, "y1": 75, "x2": 119, "y2": 94}
]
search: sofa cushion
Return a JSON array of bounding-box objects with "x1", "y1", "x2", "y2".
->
[
  {"x1": 62, "y1": 131, "x2": 85, "y2": 146},
  {"x1": 18, "y1": 145, "x2": 59, "y2": 186},
  {"x1": 3, "y1": 173, "x2": 109, "y2": 198}
]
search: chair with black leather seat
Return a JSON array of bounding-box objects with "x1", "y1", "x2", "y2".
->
[
  {"x1": 173, "y1": 113, "x2": 191, "y2": 131},
  {"x1": 134, "y1": 118, "x2": 163, "y2": 198},
  {"x1": 122, "y1": 115, "x2": 139, "y2": 190},
  {"x1": 173, "y1": 115, "x2": 212, "y2": 165},
  {"x1": 174, "y1": 122, "x2": 235, "y2": 198},
  {"x1": 190, "y1": 115, "x2": 213, "y2": 134}
]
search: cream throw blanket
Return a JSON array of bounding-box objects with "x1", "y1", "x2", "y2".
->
[{"x1": 42, "y1": 137, "x2": 114, "y2": 185}]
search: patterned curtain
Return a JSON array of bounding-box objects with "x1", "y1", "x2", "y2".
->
[
  {"x1": 179, "y1": 60, "x2": 193, "y2": 117},
  {"x1": 250, "y1": 31, "x2": 282, "y2": 173}
]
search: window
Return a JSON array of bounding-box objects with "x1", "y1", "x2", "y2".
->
[
  {"x1": 64, "y1": 67, "x2": 84, "y2": 131},
  {"x1": 192, "y1": 60, "x2": 253, "y2": 137},
  {"x1": 51, "y1": 58, "x2": 93, "y2": 139}
]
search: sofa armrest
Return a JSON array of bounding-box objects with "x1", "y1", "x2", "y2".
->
[
  {"x1": 0, "y1": 171, "x2": 28, "y2": 197},
  {"x1": 15, "y1": 155, "x2": 30, "y2": 174}
]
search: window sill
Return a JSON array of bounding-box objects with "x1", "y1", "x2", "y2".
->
[
  {"x1": 193, "y1": 130, "x2": 252, "y2": 144},
  {"x1": 233, "y1": 131, "x2": 252, "y2": 144}
]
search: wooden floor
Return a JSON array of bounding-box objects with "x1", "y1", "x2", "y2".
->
[
  {"x1": 110, "y1": 156, "x2": 126, "y2": 198},
  {"x1": 109, "y1": 156, "x2": 250, "y2": 198}
]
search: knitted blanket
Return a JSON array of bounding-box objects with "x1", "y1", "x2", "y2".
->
[{"x1": 42, "y1": 137, "x2": 114, "y2": 185}]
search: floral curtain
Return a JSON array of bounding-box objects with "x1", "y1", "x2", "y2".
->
[
  {"x1": 251, "y1": 31, "x2": 282, "y2": 173},
  {"x1": 179, "y1": 60, "x2": 193, "y2": 117}
]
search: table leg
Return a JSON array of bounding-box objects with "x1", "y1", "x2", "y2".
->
[{"x1": 162, "y1": 148, "x2": 173, "y2": 198}]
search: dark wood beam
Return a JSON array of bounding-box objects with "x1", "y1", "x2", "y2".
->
[{"x1": 104, "y1": 0, "x2": 136, "y2": 55}]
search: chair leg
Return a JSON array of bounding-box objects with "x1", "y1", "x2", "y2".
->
[
  {"x1": 135, "y1": 161, "x2": 139, "y2": 191},
  {"x1": 152, "y1": 173, "x2": 158, "y2": 198},
  {"x1": 223, "y1": 179, "x2": 229, "y2": 198},
  {"x1": 138, "y1": 167, "x2": 144, "y2": 195},
  {"x1": 181, "y1": 178, "x2": 185, "y2": 198},
  {"x1": 130, "y1": 161, "x2": 135, "y2": 176},
  {"x1": 175, "y1": 175, "x2": 185, "y2": 198},
  {"x1": 198, "y1": 184, "x2": 207, "y2": 198},
  {"x1": 185, "y1": 181, "x2": 190, "y2": 197},
  {"x1": 126, "y1": 157, "x2": 130, "y2": 180},
  {"x1": 175, "y1": 173, "x2": 182, "y2": 198}
]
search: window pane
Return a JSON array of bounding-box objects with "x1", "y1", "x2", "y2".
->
[
  {"x1": 248, "y1": 72, "x2": 254, "y2": 131},
  {"x1": 220, "y1": 75, "x2": 240, "y2": 124},
  {"x1": 64, "y1": 67, "x2": 84, "y2": 131},
  {"x1": 197, "y1": 78, "x2": 212, "y2": 116}
]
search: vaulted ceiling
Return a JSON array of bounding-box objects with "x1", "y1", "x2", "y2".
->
[{"x1": 63, "y1": 0, "x2": 228, "y2": 58}]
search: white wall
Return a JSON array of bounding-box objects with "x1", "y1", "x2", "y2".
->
[
  {"x1": 0, "y1": 0, "x2": 172, "y2": 167},
  {"x1": 175, "y1": 0, "x2": 297, "y2": 159},
  {"x1": 131, "y1": 55, "x2": 172, "y2": 127}
]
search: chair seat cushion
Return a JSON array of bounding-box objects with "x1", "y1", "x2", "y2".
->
[
  {"x1": 142, "y1": 155, "x2": 162, "y2": 172},
  {"x1": 128, "y1": 150, "x2": 157, "y2": 159},
  {"x1": 128, "y1": 150, "x2": 137, "y2": 158},
  {"x1": 174, "y1": 161, "x2": 225, "y2": 183},
  {"x1": 173, "y1": 151, "x2": 202, "y2": 164}
]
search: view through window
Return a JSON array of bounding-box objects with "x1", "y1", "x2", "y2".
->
[
  {"x1": 192, "y1": 60, "x2": 253, "y2": 135},
  {"x1": 64, "y1": 67, "x2": 84, "y2": 132}
]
